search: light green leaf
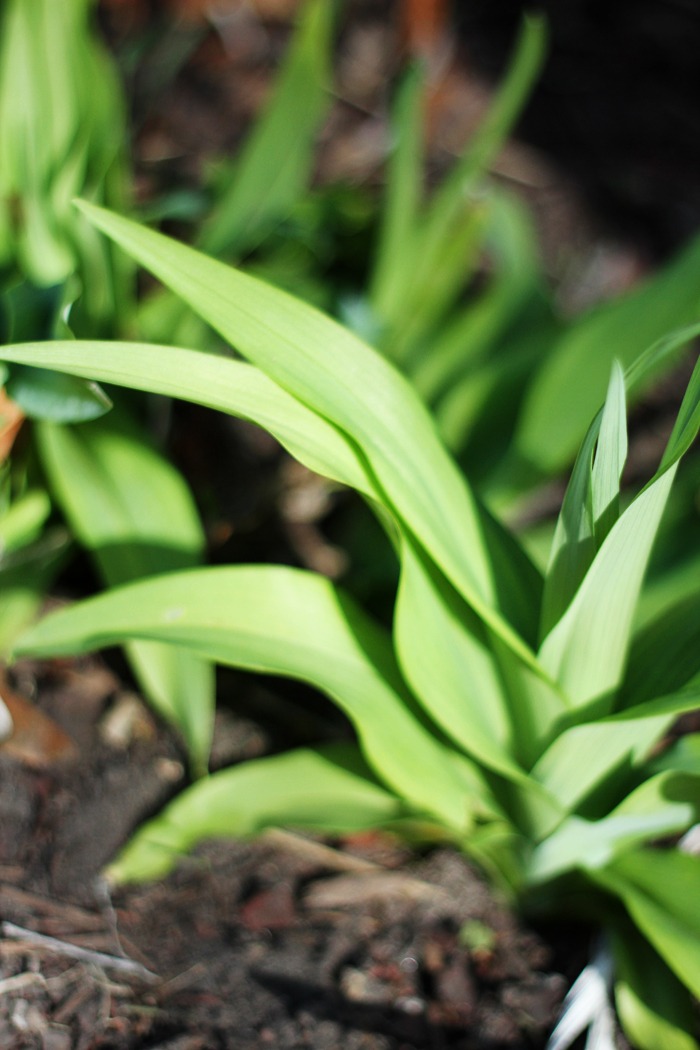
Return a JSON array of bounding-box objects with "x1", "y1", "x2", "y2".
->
[
  {"x1": 73, "y1": 201, "x2": 537, "y2": 668},
  {"x1": 394, "y1": 537, "x2": 519, "y2": 777},
  {"x1": 35, "y1": 410, "x2": 214, "y2": 773},
  {"x1": 592, "y1": 848, "x2": 700, "y2": 1001},
  {"x1": 528, "y1": 771, "x2": 700, "y2": 881},
  {"x1": 408, "y1": 15, "x2": 546, "y2": 309},
  {"x1": 0, "y1": 340, "x2": 374, "y2": 497},
  {"x1": 590, "y1": 359, "x2": 627, "y2": 542},
  {"x1": 200, "y1": 0, "x2": 332, "y2": 257},
  {"x1": 0, "y1": 490, "x2": 51, "y2": 552},
  {"x1": 541, "y1": 328, "x2": 700, "y2": 641},
  {"x1": 7, "y1": 367, "x2": 112, "y2": 423},
  {"x1": 107, "y1": 745, "x2": 405, "y2": 883},
  {"x1": 413, "y1": 190, "x2": 544, "y2": 404},
  {"x1": 539, "y1": 409, "x2": 598, "y2": 640},
  {"x1": 368, "y1": 62, "x2": 425, "y2": 324},
  {"x1": 611, "y1": 924, "x2": 699, "y2": 1050},
  {"x1": 532, "y1": 687, "x2": 700, "y2": 813},
  {"x1": 622, "y1": 592, "x2": 700, "y2": 706},
  {"x1": 539, "y1": 464, "x2": 677, "y2": 707},
  {"x1": 650, "y1": 734, "x2": 700, "y2": 777},
  {"x1": 515, "y1": 236, "x2": 700, "y2": 475},
  {"x1": 14, "y1": 564, "x2": 472, "y2": 831}
]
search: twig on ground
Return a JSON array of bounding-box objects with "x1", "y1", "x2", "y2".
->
[{"x1": 1, "y1": 921, "x2": 159, "y2": 983}]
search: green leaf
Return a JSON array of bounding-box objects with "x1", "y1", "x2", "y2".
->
[
  {"x1": 6, "y1": 366, "x2": 112, "y2": 423},
  {"x1": 539, "y1": 408, "x2": 598, "y2": 640},
  {"x1": 541, "y1": 358, "x2": 628, "y2": 642},
  {"x1": 528, "y1": 770, "x2": 700, "y2": 881},
  {"x1": 72, "y1": 201, "x2": 537, "y2": 668},
  {"x1": 650, "y1": 734, "x2": 700, "y2": 777},
  {"x1": 590, "y1": 359, "x2": 627, "y2": 543},
  {"x1": 538, "y1": 463, "x2": 678, "y2": 707},
  {"x1": 622, "y1": 592, "x2": 700, "y2": 706},
  {"x1": 413, "y1": 190, "x2": 544, "y2": 404},
  {"x1": 515, "y1": 236, "x2": 700, "y2": 475},
  {"x1": 0, "y1": 340, "x2": 374, "y2": 496},
  {"x1": 611, "y1": 925, "x2": 699, "y2": 1050},
  {"x1": 394, "y1": 537, "x2": 521, "y2": 778},
  {"x1": 532, "y1": 687, "x2": 700, "y2": 813},
  {"x1": 0, "y1": 489, "x2": 51, "y2": 552},
  {"x1": 35, "y1": 409, "x2": 214, "y2": 773},
  {"x1": 592, "y1": 847, "x2": 700, "y2": 1001},
  {"x1": 0, "y1": 526, "x2": 70, "y2": 655},
  {"x1": 369, "y1": 62, "x2": 425, "y2": 325},
  {"x1": 541, "y1": 329, "x2": 700, "y2": 641},
  {"x1": 107, "y1": 745, "x2": 405, "y2": 883},
  {"x1": 407, "y1": 15, "x2": 546, "y2": 312},
  {"x1": 199, "y1": 0, "x2": 333, "y2": 257},
  {"x1": 659, "y1": 347, "x2": 700, "y2": 471},
  {"x1": 14, "y1": 564, "x2": 472, "y2": 831}
]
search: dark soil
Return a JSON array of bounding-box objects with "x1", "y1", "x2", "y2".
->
[{"x1": 1, "y1": 658, "x2": 569, "y2": 1050}]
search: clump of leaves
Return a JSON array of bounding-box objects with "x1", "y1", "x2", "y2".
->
[
  {"x1": 4, "y1": 203, "x2": 700, "y2": 1049},
  {"x1": 0, "y1": 0, "x2": 216, "y2": 770}
]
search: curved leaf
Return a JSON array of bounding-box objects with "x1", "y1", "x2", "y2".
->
[
  {"x1": 592, "y1": 848, "x2": 700, "y2": 1001},
  {"x1": 107, "y1": 745, "x2": 404, "y2": 883},
  {"x1": 14, "y1": 564, "x2": 472, "y2": 831},
  {"x1": 0, "y1": 340, "x2": 374, "y2": 496},
  {"x1": 611, "y1": 925, "x2": 698, "y2": 1050},
  {"x1": 72, "y1": 201, "x2": 539, "y2": 668},
  {"x1": 36, "y1": 410, "x2": 214, "y2": 773}
]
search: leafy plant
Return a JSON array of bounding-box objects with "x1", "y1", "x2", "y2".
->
[
  {"x1": 135, "y1": 5, "x2": 700, "y2": 521},
  {"x1": 4, "y1": 203, "x2": 700, "y2": 1049},
  {"x1": 0, "y1": 0, "x2": 215, "y2": 770}
]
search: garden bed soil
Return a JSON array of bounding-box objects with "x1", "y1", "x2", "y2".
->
[{"x1": 0, "y1": 657, "x2": 572, "y2": 1050}]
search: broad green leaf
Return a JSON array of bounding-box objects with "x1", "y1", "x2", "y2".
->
[
  {"x1": 6, "y1": 366, "x2": 112, "y2": 423},
  {"x1": 650, "y1": 734, "x2": 700, "y2": 777},
  {"x1": 14, "y1": 564, "x2": 472, "y2": 831},
  {"x1": 528, "y1": 771, "x2": 700, "y2": 881},
  {"x1": 611, "y1": 926, "x2": 698, "y2": 1050},
  {"x1": 394, "y1": 538, "x2": 519, "y2": 776},
  {"x1": 622, "y1": 593, "x2": 700, "y2": 706},
  {"x1": 592, "y1": 847, "x2": 700, "y2": 1001},
  {"x1": 515, "y1": 235, "x2": 700, "y2": 475},
  {"x1": 539, "y1": 464, "x2": 677, "y2": 707},
  {"x1": 107, "y1": 745, "x2": 405, "y2": 883},
  {"x1": 74, "y1": 201, "x2": 538, "y2": 668},
  {"x1": 0, "y1": 340, "x2": 374, "y2": 497},
  {"x1": 394, "y1": 528, "x2": 560, "y2": 838},
  {"x1": 35, "y1": 410, "x2": 214, "y2": 773},
  {"x1": 532, "y1": 687, "x2": 700, "y2": 813},
  {"x1": 199, "y1": 0, "x2": 332, "y2": 258}
]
